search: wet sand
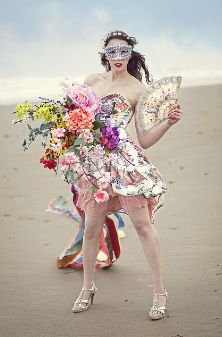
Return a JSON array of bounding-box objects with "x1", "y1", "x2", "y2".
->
[{"x1": 0, "y1": 84, "x2": 222, "y2": 337}]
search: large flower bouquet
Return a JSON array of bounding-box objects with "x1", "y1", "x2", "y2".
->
[{"x1": 13, "y1": 81, "x2": 122, "y2": 202}]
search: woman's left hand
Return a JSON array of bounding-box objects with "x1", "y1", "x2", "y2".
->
[{"x1": 168, "y1": 104, "x2": 182, "y2": 126}]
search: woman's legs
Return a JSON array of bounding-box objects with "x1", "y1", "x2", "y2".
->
[
  {"x1": 80, "y1": 211, "x2": 106, "y2": 300},
  {"x1": 127, "y1": 206, "x2": 167, "y2": 314}
]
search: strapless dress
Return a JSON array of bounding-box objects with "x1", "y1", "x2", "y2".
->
[{"x1": 76, "y1": 93, "x2": 168, "y2": 223}]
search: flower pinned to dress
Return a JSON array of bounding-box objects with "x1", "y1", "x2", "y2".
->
[{"x1": 94, "y1": 190, "x2": 109, "y2": 203}]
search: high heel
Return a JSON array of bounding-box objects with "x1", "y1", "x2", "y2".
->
[
  {"x1": 72, "y1": 282, "x2": 97, "y2": 313},
  {"x1": 148, "y1": 288, "x2": 168, "y2": 320}
]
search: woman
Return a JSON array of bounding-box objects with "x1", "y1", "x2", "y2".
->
[{"x1": 72, "y1": 30, "x2": 182, "y2": 320}]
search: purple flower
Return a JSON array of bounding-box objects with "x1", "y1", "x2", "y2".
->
[
  {"x1": 100, "y1": 124, "x2": 120, "y2": 150},
  {"x1": 101, "y1": 101, "x2": 114, "y2": 113},
  {"x1": 95, "y1": 101, "x2": 115, "y2": 122}
]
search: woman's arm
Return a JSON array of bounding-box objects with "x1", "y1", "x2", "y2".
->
[{"x1": 135, "y1": 104, "x2": 182, "y2": 149}]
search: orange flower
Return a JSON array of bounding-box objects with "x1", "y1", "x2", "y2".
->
[{"x1": 65, "y1": 108, "x2": 94, "y2": 133}]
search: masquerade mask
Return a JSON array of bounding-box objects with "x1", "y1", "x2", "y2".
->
[{"x1": 104, "y1": 44, "x2": 133, "y2": 60}]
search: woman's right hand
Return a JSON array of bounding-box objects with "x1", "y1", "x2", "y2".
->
[{"x1": 167, "y1": 104, "x2": 183, "y2": 126}]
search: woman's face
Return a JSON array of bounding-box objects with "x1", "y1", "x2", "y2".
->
[{"x1": 105, "y1": 38, "x2": 132, "y2": 72}]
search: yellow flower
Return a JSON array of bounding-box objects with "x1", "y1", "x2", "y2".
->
[
  {"x1": 56, "y1": 120, "x2": 66, "y2": 128},
  {"x1": 15, "y1": 100, "x2": 32, "y2": 119},
  {"x1": 34, "y1": 103, "x2": 54, "y2": 122}
]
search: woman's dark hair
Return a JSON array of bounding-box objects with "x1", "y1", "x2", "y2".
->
[{"x1": 100, "y1": 30, "x2": 152, "y2": 84}]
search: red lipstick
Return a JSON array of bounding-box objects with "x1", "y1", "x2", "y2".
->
[{"x1": 114, "y1": 62, "x2": 122, "y2": 67}]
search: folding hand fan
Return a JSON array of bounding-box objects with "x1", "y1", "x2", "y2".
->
[{"x1": 136, "y1": 76, "x2": 182, "y2": 134}]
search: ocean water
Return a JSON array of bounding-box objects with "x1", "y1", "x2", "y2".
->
[
  {"x1": 0, "y1": 72, "x2": 222, "y2": 106},
  {"x1": 0, "y1": 76, "x2": 85, "y2": 106}
]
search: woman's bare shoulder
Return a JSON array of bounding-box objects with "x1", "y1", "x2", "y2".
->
[
  {"x1": 129, "y1": 77, "x2": 147, "y2": 102},
  {"x1": 84, "y1": 72, "x2": 105, "y2": 85}
]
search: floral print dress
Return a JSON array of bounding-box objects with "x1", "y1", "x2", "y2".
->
[{"x1": 76, "y1": 93, "x2": 168, "y2": 223}]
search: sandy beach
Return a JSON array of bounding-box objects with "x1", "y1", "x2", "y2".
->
[{"x1": 0, "y1": 84, "x2": 221, "y2": 337}]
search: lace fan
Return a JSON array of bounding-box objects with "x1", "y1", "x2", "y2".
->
[{"x1": 136, "y1": 76, "x2": 182, "y2": 134}]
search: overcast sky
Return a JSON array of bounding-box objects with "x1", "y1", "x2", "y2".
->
[{"x1": 0, "y1": 0, "x2": 222, "y2": 103}]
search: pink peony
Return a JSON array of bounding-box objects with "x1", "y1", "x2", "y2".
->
[
  {"x1": 63, "y1": 83, "x2": 101, "y2": 115},
  {"x1": 94, "y1": 190, "x2": 109, "y2": 203}
]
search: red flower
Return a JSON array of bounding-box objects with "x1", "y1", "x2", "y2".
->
[
  {"x1": 65, "y1": 140, "x2": 73, "y2": 148},
  {"x1": 45, "y1": 159, "x2": 57, "y2": 169},
  {"x1": 40, "y1": 158, "x2": 57, "y2": 169},
  {"x1": 40, "y1": 149, "x2": 57, "y2": 170}
]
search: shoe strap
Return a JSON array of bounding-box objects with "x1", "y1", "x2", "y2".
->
[
  {"x1": 82, "y1": 283, "x2": 96, "y2": 291},
  {"x1": 82, "y1": 282, "x2": 96, "y2": 291},
  {"x1": 152, "y1": 304, "x2": 166, "y2": 310},
  {"x1": 153, "y1": 289, "x2": 168, "y2": 297},
  {"x1": 79, "y1": 299, "x2": 90, "y2": 303}
]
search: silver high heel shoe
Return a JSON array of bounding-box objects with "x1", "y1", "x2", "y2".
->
[
  {"x1": 72, "y1": 282, "x2": 97, "y2": 313},
  {"x1": 148, "y1": 288, "x2": 168, "y2": 320}
]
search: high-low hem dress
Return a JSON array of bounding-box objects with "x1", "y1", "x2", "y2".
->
[{"x1": 75, "y1": 93, "x2": 168, "y2": 223}]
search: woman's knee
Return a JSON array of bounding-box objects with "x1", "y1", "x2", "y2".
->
[
  {"x1": 84, "y1": 226, "x2": 101, "y2": 240},
  {"x1": 133, "y1": 219, "x2": 152, "y2": 237},
  {"x1": 128, "y1": 207, "x2": 153, "y2": 237},
  {"x1": 84, "y1": 215, "x2": 105, "y2": 240}
]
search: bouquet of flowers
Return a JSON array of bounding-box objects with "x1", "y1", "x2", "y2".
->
[{"x1": 13, "y1": 81, "x2": 122, "y2": 202}]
